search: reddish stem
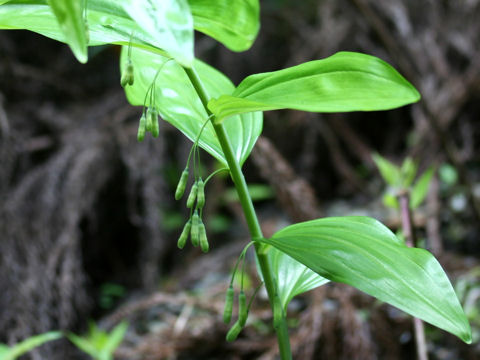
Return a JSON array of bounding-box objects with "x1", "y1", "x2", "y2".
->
[{"x1": 397, "y1": 191, "x2": 428, "y2": 360}]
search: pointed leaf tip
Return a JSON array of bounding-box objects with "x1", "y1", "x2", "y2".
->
[
  {"x1": 189, "y1": 0, "x2": 260, "y2": 51},
  {"x1": 209, "y1": 52, "x2": 421, "y2": 122},
  {"x1": 47, "y1": 0, "x2": 88, "y2": 63},
  {"x1": 260, "y1": 216, "x2": 471, "y2": 343}
]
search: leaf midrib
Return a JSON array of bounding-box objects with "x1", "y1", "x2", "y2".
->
[
  {"x1": 235, "y1": 69, "x2": 412, "y2": 100},
  {"x1": 267, "y1": 231, "x2": 460, "y2": 330}
]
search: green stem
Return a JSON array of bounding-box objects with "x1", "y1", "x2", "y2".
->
[
  {"x1": 183, "y1": 66, "x2": 292, "y2": 360},
  {"x1": 204, "y1": 167, "x2": 229, "y2": 185}
]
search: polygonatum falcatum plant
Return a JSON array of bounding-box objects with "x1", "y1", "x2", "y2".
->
[{"x1": 0, "y1": 1, "x2": 472, "y2": 358}]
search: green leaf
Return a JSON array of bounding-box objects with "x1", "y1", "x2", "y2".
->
[
  {"x1": 0, "y1": 1, "x2": 188, "y2": 60},
  {"x1": 47, "y1": 0, "x2": 87, "y2": 63},
  {"x1": 259, "y1": 216, "x2": 472, "y2": 343},
  {"x1": 102, "y1": 321, "x2": 128, "y2": 357},
  {"x1": 208, "y1": 52, "x2": 421, "y2": 122},
  {"x1": 0, "y1": 344, "x2": 11, "y2": 360},
  {"x1": 188, "y1": 0, "x2": 259, "y2": 52},
  {"x1": 0, "y1": 0, "x2": 257, "y2": 63},
  {"x1": 67, "y1": 333, "x2": 99, "y2": 359},
  {"x1": 372, "y1": 153, "x2": 400, "y2": 187},
  {"x1": 0, "y1": 1, "x2": 152, "y2": 54},
  {"x1": 122, "y1": 0, "x2": 194, "y2": 67},
  {"x1": 121, "y1": 46, "x2": 262, "y2": 166},
  {"x1": 88, "y1": 323, "x2": 109, "y2": 350},
  {"x1": 8, "y1": 332, "x2": 62, "y2": 360},
  {"x1": 400, "y1": 157, "x2": 417, "y2": 187},
  {"x1": 268, "y1": 247, "x2": 329, "y2": 312},
  {"x1": 382, "y1": 193, "x2": 399, "y2": 209},
  {"x1": 410, "y1": 167, "x2": 435, "y2": 209}
]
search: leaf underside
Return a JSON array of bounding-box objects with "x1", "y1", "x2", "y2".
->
[
  {"x1": 0, "y1": 0, "x2": 260, "y2": 64},
  {"x1": 267, "y1": 246, "x2": 329, "y2": 311},
  {"x1": 188, "y1": 0, "x2": 259, "y2": 52},
  {"x1": 47, "y1": 0, "x2": 87, "y2": 63},
  {"x1": 122, "y1": 0, "x2": 194, "y2": 67},
  {"x1": 121, "y1": 46, "x2": 262, "y2": 166}
]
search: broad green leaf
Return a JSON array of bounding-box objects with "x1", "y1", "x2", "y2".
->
[
  {"x1": 47, "y1": 0, "x2": 87, "y2": 63},
  {"x1": 0, "y1": 1, "x2": 165, "y2": 56},
  {"x1": 259, "y1": 216, "x2": 472, "y2": 343},
  {"x1": 122, "y1": 0, "x2": 194, "y2": 67},
  {"x1": 268, "y1": 247, "x2": 329, "y2": 312},
  {"x1": 0, "y1": 0, "x2": 256, "y2": 63},
  {"x1": 188, "y1": 0, "x2": 259, "y2": 52},
  {"x1": 411, "y1": 167, "x2": 435, "y2": 209},
  {"x1": 7, "y1": 332, "x2": 62, "y2": 360},
  {"x1": 372, "y1": 153, "x2": 400, "y2": 187},
  {"x1": 0, "y1": 1, "x2": 185, "y2": 61},
  {"x1": 208, "y1": 52, "x2": 421, "y2": 123},
  {"x1": 121, "y1": 46, "x2": 262, "y2": 166}
]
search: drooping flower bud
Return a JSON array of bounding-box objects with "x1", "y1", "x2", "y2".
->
[
  {"x1": 186, "y1": 181, "x2": 198, "y2": 208},
  {"x1": 238, "y1": 290, "x2": 247, "y2": 326},
  {"x1": 145, "y1": 107, "x2": 154, "y2": 132},
  {"x1": 120, "y1": 60, "x2": 134, "y2": 87},
  {"x1": 196, "y1": 178, "x2": 205, "y2": 209},
  {"x1": 177, "y1": 220, "x2": 192, "y2": 249},
  {"x1": 223, "y1": 286, "x2": 234, "y2": 324},
  {"x1": 137, "y1": 113, "x2": 146, "y2": 142},
  {"x1": 150, "y1": 108, "x2": 159, "y2": 138},
  {"x1": 226, "y1": 320, "x2": 243, "y2": 342},
  {"x1": 190, "y1": 210, "x2": 200, "y2": 247},
  {"x1": 199, "y1": 222, "x2": 209, "y2": 253},
  {"x1": 127, "y1": 62, "x2": 134, "y2": 86},
  {"x1": 175, "y1": 169, "x2": 189, "y2": 200}
]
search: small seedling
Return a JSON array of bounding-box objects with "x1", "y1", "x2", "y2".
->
[
  {"x1": 67, "y1": 321, "x2": 128, "y2": 360},
  {"x1": 373, "y1": 153, "x2": 435, "y2": 210}
]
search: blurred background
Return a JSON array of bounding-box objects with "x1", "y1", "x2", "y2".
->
[{"x1": 0, "y1": 0, "x2": 479, "y2": 359}]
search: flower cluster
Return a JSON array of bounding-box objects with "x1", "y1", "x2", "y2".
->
[
  {"x1": 223, "y1": 243, "x2": 262, "y2": 342},
  {"x1": 176, "y1": 171, "x2": 209, "y2": 253}
]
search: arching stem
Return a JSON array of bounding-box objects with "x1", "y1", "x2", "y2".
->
[{"x1": 183, "y1": 66, "x2": 292, "y2": 360}]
